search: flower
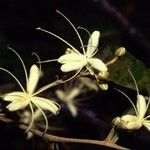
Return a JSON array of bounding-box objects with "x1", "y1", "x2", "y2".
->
[
  {"x1": 58, "y1": 31, "x2": 107, "y2": 74},
  {"x1": 0, "y1": 48, "x2": 60, "y2": 132},
  {"x1": 113, "y1": 70, "x2": 150, "y2": 131},
  {"x1": 56, "y1": 87, "x2": 80, "y2": 117},
  {"x1": 36, "y1": 10, "x2": 107, "y2": 77}
]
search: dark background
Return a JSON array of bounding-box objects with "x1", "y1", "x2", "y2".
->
[{"x1": 0, "y1": 0, "x2": 150, "y2": 149}]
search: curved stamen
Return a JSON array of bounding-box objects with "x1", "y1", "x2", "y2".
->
[
  {"x1": 128, "y1": 69, "x2": 139, "y2": 96},
  {"x1": 38, "y1": 59, "x2": 58, "y2": 64},
  {"x1": 144, "y1": 97, "x2": 150, "y2": 120},
  {"x1": 56, "y1": 10, "x2": 86, "y2": 55},
  {"x1": 25, "y1": 102, "x2": 35, "y2": 132},
  {"x1": 34, "y1": 68, "x2": 83, "y2": 96},
  {"x1": 77, "y1": 26, "x2": 91, "y2": 37},
  {"x1": 32, "y1": 52, "x2": 42, "y2": 73},
  {"x1": 8, "y1": 46, "x2": 29, "y2": 89},
  {"x1": 36, "y1": 27, "x2": 80, "y2": 55},
  {"x1": 80, "y1": 45, "x2": 99, "y2": 57},
  {"x1": 114, "y1": 88, "x2": 138, "y2": 116},
  {"x1": 33, "y1": 102, "x2": 48, "y2": 133},
  {"x1": 0, "y1": 67, "x2": 25, "y2": 93}
]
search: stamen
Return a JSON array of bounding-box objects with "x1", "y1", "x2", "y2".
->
[
  {"x1": 128, "y1": 69, "x2": 139, "y2": 96},
  {"x1": 8, "y1": 46, "x2": 29, "y2": 88},
  {"x1": 34, "y1": 68, "x2": 83, "y2": 96},
  {"x1": 114, "y1": 88, "x2": 138, "y2": 116},
  {"x1": 144, "y1": 97, "x2": 150, "y2": 120},
  {"x1": 38, "y1": 59, "x2": 58, "y2": 64},
  {"x1": 77, "y1": 26, "x2": 91, "y2": 37},
  {"x1": 56, "y1": 10, "x2": 86, "y2": 55},
  {"x1": 25, "y1": 102, "x2": 35, "y2": 132},
  {"x1": 32, "y1": 52, "x2": 42, "y2": 73},
  {"x1": 61, "y1": 67, "x2": 83, "y2": 83},
  {"x1": 0, "y1": 67, "x2": 25, "y2": 93},
  {"x1": 33, "y1": 103, "x2": 48, "y2": 133},
  {"x1": 36, "y1": 27, "x2": 80, "y2": 54}
]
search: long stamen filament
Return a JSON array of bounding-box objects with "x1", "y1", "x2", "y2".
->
[
  {"x1": 56, "y1": 10, "x2": 86, "y2": 55},
  {"x1": 33, "y1": 103, "x2": 48, "y2": 133},
  {"x1": 0, "y1": 67, "x2": 25, "y2": 93},
  {"x1": 8, "y1": 46, "x2": 29, "y2": 89},
  {"x1": 36, "y1": 27, "x2": 80, "y2": 55},
  {"x1": 38, "y1": 59, "x2": 58, "y2": 64},
  {"x1": 32, "y1": 52, "x2": 42, "y2": 72},
  {"x1": 128, "y1": 69, "x2": 139, "y2": 96},
  {"x1": 25, "y1": 102, "x2": 35, "y2": 132},
  {"x1": 115, "y1": 88, "x2": 138, "y2": 116},
  {"x1": 77, "y1": 26, "x2": 91, "y2": 37},
  {"x1": 144, "y1": 97, "x2": 150, "y2": 119}
]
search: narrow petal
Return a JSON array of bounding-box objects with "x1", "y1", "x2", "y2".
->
[
  {"x1": 121, "y1": 114, "x2": 142, "y2": 129},
  {"x1": 56, "y1": 90, "x2": 66, "y2": 101},
  {"x1": 137, "y1": 94, "x2": 146, "y2": 118},
  {"x1": 60, "y1": 62, "x2": 85, "y2": 72},
  {"x1": 143, "y1": 120, "x2": 150, "y2": 131},
  {"x1": 86, "y1": 31, "x2": 100, "y2": 57},
  {"x1": 67, "y1": 103, "x2": 77, "y2": 117},
  {"x1": 67, "y1": 88, "x2": 80, "y2": 100},
  {"x1": 58, "y1": 53, "x2": 83, "y2": 64},
  {"x1": 6, "y1": 99, "x2": 29, "y2": 111},
  {"x1": 31, "y1": 97, "x2": 60, "y2": 115},
  {"x1": 3, "y1": 91, "x2": 24, "y2": 101},
  {"x1": 89, "y1": 58, "x2": 107, "y2": 72},
  {"x1": 27, "y1": 65, "x2": 40, "y2": 94}
]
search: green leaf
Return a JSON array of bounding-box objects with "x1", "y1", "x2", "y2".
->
[{"x1": 108, "y1": 51, "x2": 150, "y2": 94}]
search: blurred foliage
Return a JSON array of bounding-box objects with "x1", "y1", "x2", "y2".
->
[{"x1": 108, "y1": 48, "x2": 150, "y2": 94}]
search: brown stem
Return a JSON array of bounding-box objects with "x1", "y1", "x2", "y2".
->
[{"x1": 0, "y1": 115, "x2": 128, "y2": 150}]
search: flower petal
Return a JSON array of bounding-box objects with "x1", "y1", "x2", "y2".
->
[
  {"x1": 67, "y1": 103, "x2": 77, "y2": 117},
  {"x1": 137, "y1": 94, "x2": 146, "y2": 118},
  {"x1": 31, "y1": 97, "x2": 60, "y2": 115},
  {"x1": 86, "y1": 31, "x2": 100, "y2": 57},
  {"x1": 118, "y1": 114, "x2": 142, "y2": 130},
  {"x1": 60, "y1": 62, "x2": 85, "y2": 72},
  {"x1": 143, "y1": 120, "x2": 150, "y2": 131},
  {"x1": 58, "y1": 53, "x2": 83, "y2": 64},
  {"x1": 89, "y1": 58, "x2": 107, "y2": 72},
  {"x1": 56, "y1": 90, "x2": 66, "y2": 101},
  {"x1": 6, "y1": 99, "x2": 29, "y2": 111},
  {"x1": 3, "y1": 91, "x2": 24, "y2": 101},
  {"x1": 67, "y1": 88, "x2": 80, "y2": 100},
  {"x1": 27, "y1": 65, "x2": 40, "y2": 94}
]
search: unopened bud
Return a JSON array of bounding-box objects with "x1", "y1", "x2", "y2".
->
[
  {"x1": 99, "y1": 83, "x2": 108, "y2": 90},
  {"x1": 115, "y1": 47, "x2": 126, "y2": 57},
  {"x1": 65, "y1": 48, "x2": 72, "y2": 54},
  {"x1": 98, "y1": 71, "x2": 109, "y2": 80}
]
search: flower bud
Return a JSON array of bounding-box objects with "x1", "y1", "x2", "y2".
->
[
  {"x1": 115, "y1": 47, "x2": 126, "y2": 57},
  {"x1": 99, "y1": 83, "x2": 108, "y2": 90}
]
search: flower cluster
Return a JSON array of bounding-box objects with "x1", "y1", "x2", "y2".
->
[{"x1": 1, "y1": 10, "x2": 148, "y2": 145}]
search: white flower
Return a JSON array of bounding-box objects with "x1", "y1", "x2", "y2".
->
[
  {"x1": 56, "y1": 81, "x2": 83, "y2": 117},
  {"x1": 56, "y1": 87, "x2": 80, "y2": 117},
  {"x1": 36, "y1": 10, "x2": 107, "y2": 76},
  {"x1": 57, "y1": 31, "x2": 107, "y2": 74},
  {"x1": 113, "y1": 70, "x2": 150, "y2": 131},
  {"x1": 0, "y1": 48, "x2": 60, "y2": 132}
]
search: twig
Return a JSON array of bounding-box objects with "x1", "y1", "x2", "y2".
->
[{"x1": 0, "y1": 115, "x2": 129, "y2": 150}]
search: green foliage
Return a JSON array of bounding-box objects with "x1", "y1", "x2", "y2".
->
[{"x1": 109, "y1": 50, "x2": 150, "y2": 94}]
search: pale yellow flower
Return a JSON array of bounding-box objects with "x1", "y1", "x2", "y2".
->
[
  {"x1": 0, "y1": 48, "x2": 60, "y2": 132},
  {"x1": 37, "y1": 10, "x2": 107, "y2": 78},
  {"x1": 113, "y1": 70, "x2": 150, "y2": 131},
  {"x1": 56, "y1": 87, "x2": 80, "y2": 117}
]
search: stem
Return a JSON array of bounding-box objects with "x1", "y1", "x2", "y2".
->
[{"x1": 0, "y1": 115, "x2": 128, "y2": 150}]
